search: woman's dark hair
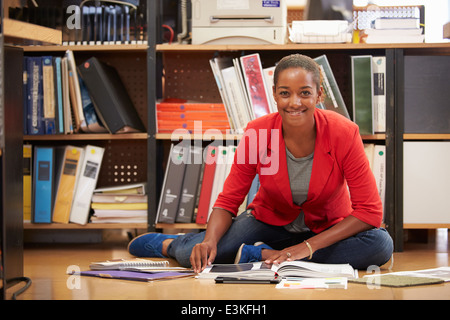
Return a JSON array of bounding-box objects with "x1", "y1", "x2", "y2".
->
[{"x1": 273, "y1": 54, "x2": 322, "y2": 91}]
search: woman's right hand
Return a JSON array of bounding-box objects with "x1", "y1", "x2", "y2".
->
[
  {"x1": 190, "y1": 240, "x2": 217, "y2": 273},
  {"x1": 189, "y1": 208, "x2": 234, "y2": 273}
]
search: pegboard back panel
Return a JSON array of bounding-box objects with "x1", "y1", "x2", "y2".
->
[
  {"x1": 163, "y1": 52, "x2": 223, "y2": 102},
  {"x1": 96, "y1": 139, "x2": 148, "y2": 187},
  {"x1": 74, "y1": 51, "x2": 148, "y2": 131}
]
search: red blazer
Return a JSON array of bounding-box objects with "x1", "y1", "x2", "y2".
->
[{"x1": 214, "y1": 109, "x2": 383, "y2": 233}]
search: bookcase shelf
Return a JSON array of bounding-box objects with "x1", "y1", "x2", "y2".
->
[
  {"x1": 24, "y1": 133, "x2": 148, "y2": 141},
  {"x1": 155, "y1": 133, "x2": 385, "y2": 141},
  {"x1": 403, "y1": 224, "x2": 450, "y2": 229},
  {"x1": 24, "y1": 223, "x2": 147, "y2": 230},
  {"x1": 3, "y1": 18, "x2": 62, "y2": 45},
  {"x1": 22, "y1": 43, "x2": 148, "y2": 53},
  {"x1": 155, "y1": 223, "x2": 207, "y2": 230},
  {"x1": 403, "y1": 134, "x2": 450, "y2": 141},
  {"x1": 156, "y1": 42, "x2": 450, "y2": 52}
]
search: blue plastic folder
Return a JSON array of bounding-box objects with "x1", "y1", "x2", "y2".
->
[{"x1": 32, "y1": 146, "x2": 55, "y2": 223}]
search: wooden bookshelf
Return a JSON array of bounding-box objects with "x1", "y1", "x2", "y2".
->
[
  {"x1": 22, "y1": 43, "x2": 148, "y2": 52},
  {"x1": 156, "y1": 223, "x2": 207, "y2": 230},
  {"x1": 155, "y1": 133, "x2": 385, "y2": 141},
  {"x1": 156, "y1": 42, "x2": 450, "y2": 52},
  {"x1": 3, "y1": 18, "x2": 62, "y2": 45},
  {"x1": 404, "y1": 134, "x2": 450, "y2": 140},
  {"x1": 24, "y1": 133, "x2": 148, "y2": 141},
  {"x1": 404, "y1": 224, "x2": 450, "y2": 229},
  {"x1": 24, "y1": 223, "x2": 147, "y2": 230}
]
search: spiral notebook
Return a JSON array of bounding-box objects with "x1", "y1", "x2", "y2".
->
[{"x1": 89, "y1": 258, "x2": 190, "y2": 272}]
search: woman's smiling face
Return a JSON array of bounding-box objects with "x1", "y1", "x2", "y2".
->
[{"x1": 273, "y1": 67, "x2": 322, "y2": 129}]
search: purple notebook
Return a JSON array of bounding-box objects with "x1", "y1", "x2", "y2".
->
[{"x1": 76, "y1": 270, "x2": 194, "y2": 282}]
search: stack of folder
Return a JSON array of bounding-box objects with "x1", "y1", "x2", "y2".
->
[{"x1": 90, "y1": 183, "x2": 148, "y2": 224}]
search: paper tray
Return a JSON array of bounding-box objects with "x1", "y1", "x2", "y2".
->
[{"x1": 289, "y1": 20, "x2": 352, "y2": 43}]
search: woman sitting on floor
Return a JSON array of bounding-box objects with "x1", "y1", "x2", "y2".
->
[{"x1": 128, "y1": 53, "x2": 393, "y2": 273}]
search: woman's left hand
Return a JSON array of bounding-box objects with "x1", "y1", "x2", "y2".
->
[{"x1": 263, "y1": 243, "x2": 310, "y2": 265}]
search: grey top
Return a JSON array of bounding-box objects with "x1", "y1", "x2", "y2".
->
[{"x1": 283, "y1": 147, "x2": 314, "y2": 233}]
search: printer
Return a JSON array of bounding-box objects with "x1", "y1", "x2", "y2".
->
[{"x1": 191, "y1": 0, "x2": 287, "y2": 45}]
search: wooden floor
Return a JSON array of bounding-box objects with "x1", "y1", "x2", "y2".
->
[{"x1": 9, "y1": 229, "x2": 450, "y2": 301}]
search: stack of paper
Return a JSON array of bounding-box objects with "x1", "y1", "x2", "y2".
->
[
  {"x1": 90, "y1": 183, "x2": 148, "y2": 223},
  {"x1": 360, "y1": 17, "x2": 424, "y2": 44}
]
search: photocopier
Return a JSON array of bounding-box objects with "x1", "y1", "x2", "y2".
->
[{"x1": 191, "y1": 0, "x2": 287, "y2": 45}]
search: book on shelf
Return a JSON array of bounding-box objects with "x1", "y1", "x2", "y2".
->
[
  {"x1": 313, "y1": 55, "x2": 350, "y2": 120},
  {"x1": 90, "y1": 210, "x2": 147, "y2": 224},
  {"x1": 372, "y1": 145, "x2": 386, "y2": 220},
  {"x1": 360, "y1": 17, "x2": 424, "y2": 44},
  {"x1": 23, "y1": 144, "x2": 33, "y2": 223},
  {"x1": 262, "y1": 65, "x2": 277, "y2": 114},
  {"x1": 209, "y1": 58, "x2": 236, "y2": 133},
  {"x1": 91, "y1": 193, "x2": 147, "y2": 203},
  {"x1": 53, "y1": 56, "x2": 64, "y2": 134},
  {"x1": 351, "y1": 55, "x2": 374, "y2": 135},
  {"x1": 91, "y1": 202, "x2": 147, "y2": 210},
  {"x1": 32, "y1": 146, "x2": 55, "y2": 223},
  {"x1": 195, "y1": 146, "x2": 218, "y2": 224},
  {"x1": 219, "y1": 63, "x2": 252, "y2": 132},
  {"x1": 69, "y1": 145, "x2": 105, "y2": 225},
  {"x1": 372, "y1": 17, "x2": 421, "y2": 30},
  {"x1": 156, "y1": 100, "x2": 230, "y2": 133},
  {"x1": 24, "y1": 56, "x2": 44, "y2": 135},
  {"x1": 364, "y1": 143, "x2": 386, "y2": 221},
  {"x1": 198, "y1": 261, "x2": 357, "y2": 280},
  {"x1": 78, "y1": 72, "x2": 108, "y2": 133},
  {"x1": 372, "y1": 57, "x2": 386, "y2": 133},
  {"x1": 93, "y1": 182, "x2": 147, "y2": 195},
  {"x1": 156, "y1": 143, "x2": 189, "y2": 224},
  {"x1": 175, "y1": 146, "x2": 204, "y2": 223},
  {"x1": 42, "y1": 56, "x2": 57, "y2": 134},
  {"x1": 65, "y1": 50, "x2": 86, "y2": 133},
  {"x1": 240, "y1": 53, "x2": 272, "y2": 119},
  {"x1": 361, "y1": 27, "x2": 424, "y2": 44},
  {"x1": 61, "y1": 57, "x2": 74, "y2": 134},
  {"x1": 52, "y1": 145, "x2": 85, "y2": 224},
  {"x1": 78, "y1": 56, "x2": 146, "y2": 134},
  {"x1": 207, "y1": 145, "x2": 231, "y2": 222}
]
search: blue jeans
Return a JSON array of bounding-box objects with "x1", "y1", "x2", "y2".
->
[{"x1": 167, "y1": 211, "x2": 394, "y2": 270}]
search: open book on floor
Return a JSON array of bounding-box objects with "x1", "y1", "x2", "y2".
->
[{"x1": 198, "y1": 260, "x2": 357, "y2": 280}]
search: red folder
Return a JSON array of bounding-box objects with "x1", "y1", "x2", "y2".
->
[{"x1": 195, "y1": 146, "x2": 218, "y2": 224}]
